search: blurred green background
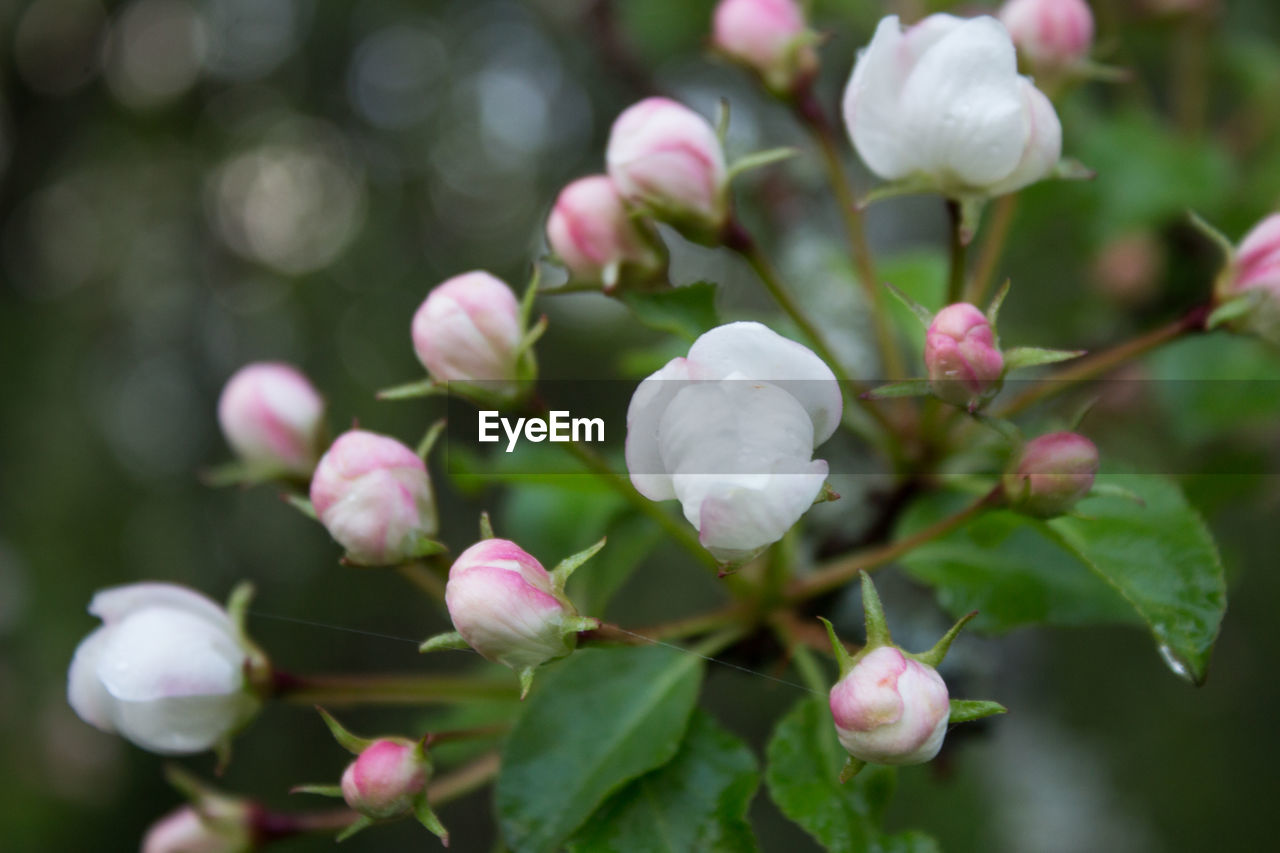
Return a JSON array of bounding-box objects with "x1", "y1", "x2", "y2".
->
[{"x1": 2, "y1": 0, "x2": 1279, "y2": 850}]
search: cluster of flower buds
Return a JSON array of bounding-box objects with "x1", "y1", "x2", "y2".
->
[
  {"x1": 217, "y1": 362, "x2": 325, "y2": 479},
  {"x1": 545, "y1": 174, "x2": 668, "y2": 292},
  {"x1": 626, "y1": 321, "x2": 842, "y2": 563},
  {"x1": 843, "y1": 14, "x2": 1062, "y2": 199},
  {"x1": 410, "y1": 270, "x2": 540, "y2": 403},
  {"x1": 999, "y1": 0, "x2": 1095, "y2": 73},
  {"x1": 823, "y1": 575, "x2": 1005, "y2": 778},
  {"x1": 1210, "y1": 213, "x2": 1280, "y2": 345},
  {"x1": 295, "y1": 709, "x2": 447, "y2": 845},
  {"x1": 421, "y1": 535, "x2": 602, "y2": 697},
  {"x1": 67, "y1": 582, "x2": 268, "y2": 756},
  {"x1": 1003, "y1": 431, "x2": 1100, "y2": 517},
  {"x1": 711, "y1": 0, "x2": 819, "y2": 95},
  {"x1": 309, "y1": 429, "x2": 440, "y2": 567}
]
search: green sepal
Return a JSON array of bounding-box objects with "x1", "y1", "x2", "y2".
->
[
  {"x1": 416, "y1": 419, "x2": 448, "y2": 461},
  {"x1": 1003, "y1": 346, "x2": 1087, "y2": 371},
  {"x1": 861, "y1": 379, "x2": 933, "y2": 401},
  {"x1": 214, "y1": 738, "x2": 233, "y2": 776},
  {"x1": 1071, "y1": 60, "x2": 1131, "y2": 84},
  {"x1": 948, "y1": 699, "x2": 1007, "y2": 724},
  {"x1": 377, "y1": 379, "x2": 445, "y2": 401},
  {"x1": 1087, "y1": 482, "x2": 1146, "y2": 506},
  {"x1": 200, "y1": 461, "x2": 299, "y2": 489},
  {"x1": 340, "y1": 537, "x2": 446, "y2": 568},
  {"x1": 1206, "y1": 293, "x2": 1261, "y2": 330},
  {"x1": 419, "y1": 631, "x2": 470, "y2": 654},
  {"x1": 317, "y1": 707, "x2": 375, "y2": 755},
  {"x1": 817, "y1": 616, "x2": 854, "y2": 679},
  {"x1": 336, "y1": 815, "x2": 375, "y2": 843},
  {"x1": 727, "y1": 146, "x2": 798, "y2": 180},
  {"x1": 515, "y1": 314, "x2": 549, "y2": 361},
  {"x1": 284, "y1": 495, "x2": 317, "y2": 521},
  {"x1": 550, "y1": 537, "x2": 607, "y2": 595},
  {"x1": 519, "y1": 263, "x2": 542, "y2": 327},
  {"x1": 1187, "y1": 210, "x2": 1235, "y2": 262},
  {"x1": 1050, "y1": 158, "x2": 1095, "y2": 183},
  {"x1": 226, "y1": 582, "x2": 272, "y2": 694},
  {"x1": 882, "y1": 281, "x2": 934, "y2": 328},
  {"x1": 165, "y1": 764, "x2": 215, "y2": 803},
  {"x1": 563, "y1": 616, "x2": 602, "y2": 634},
  {"x1": 859, "y1": 573, "x2": 892, "y2": 650},
  {"x1": 812, "y1": 482, "x2": 841, "y2": 505},
  {"x1": 479, "y1": 511, "x2": 495, "y2": 540},
  {"x1": 291, "y1": 783, "x2": 344, "y2": 798},
  {"x1": 414, "y1": 796, "x2": 450, "y2": 846},
  {"x1": 955, "y1": 195, "x2": 986, "y2": 246},
  {"x1": 715, "y1": 97, "x2": 731, "y2": 146},
  {"x1": 518, "y1": 666, "x2": 537, "y2": 700},
  {"x1": 226, "y1": 582, "x2": 254, "y2": 641},
  {"x1": 967, "y1": 411, "x2": 1023, "y2": 444},
  {"x1": 911, "y1": 610, "x2": 977, "y2": 668},
  {"x1": 857, "y1": 176, "x2": 937, "y2": 208},
  {"x1": 985, "y1": 279, "x2": 1011, "y2": 328},
  {"x1": 838, "y1": 756, "x2": 865, "y2": 784}
]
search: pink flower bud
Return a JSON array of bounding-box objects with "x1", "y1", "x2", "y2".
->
[
  {"x1": 606, "y1": 98, "x2": 729, "y2": 239},
  {"x1": 999, "y1": 0, "x2": 1095, "y2": 69},
  {"x1": 1003, "y1": 431, "x2": 1099, "y2": 517},
  {"x1": 309, "y1": 430, "x2": 437, "y2": 566},
  {"x1": 444, "y1": 539, "x2": 577, "y2": 673},
  {"x1": 411, "y1": 271, "x2": 524, "y2": 390},
  {"x1": 341, "y1": 739, "x2": 428, "y2": 821},
  {"x1": 925, "y1": 303, "x2": 1005, "y2": 409},
  {"x1": 546, "y1": 175, "x2": 665, "y2": 290},
  {"x1": 1221, "y1": 213, "x2": 1280, "y2": 344},
  {"x1": 142, "y1": 805, "x2": 254, "y2": 853},
  {"x1": 217, "y1": 363, "x2": 324, "y2": 476},
  {"x1": 711, "y1": 0, "x2": 818, "y2": 94},
  {"x1": 829, "y1": 646, "x2": 950, "y2": 765}
]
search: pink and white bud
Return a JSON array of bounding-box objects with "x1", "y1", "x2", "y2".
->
[
  {"x1": 626, "y1": 322, "x2": 842, "y2": 561},
  {"x1": 217, "y1": 363, "x2": 324, "y2": 476},
  {"x1": 1004, "y1": 431, "x2": 1099, "y2": 517},
  {"x1": 445, "y1": 539, "x2": 577, "y2": 672},
  {"x1": 341, "y1": 739, "x2": 429, "y2": 821},
  {"x1": 711, "y1": 0, "x2": 818, "y2": 94},
  {"x1": 843, "y1": 15, "x2": 1063, "y2": 196},
  {"x1": 310, "y1": 430, "x2": 437, "y2": 566},
  {"x1": 142, "y1": 805, "x2": 254, "y2": 853},
  {"x1": 829, "y1": 646, "x2": 950, "y2": 765},
  {"x1": 606, "y1": 98, "x2": 729, "y2": 239},
  {"x1": 999, "y1": 0, "x2": 1095, "y2": 69},
  {"x1": 925, "y1": 303, "x2": 1005, "y2": 409},
  {"x1": 412, "y1": 271, "x2": 524, "y2": 391},
  {"x1": 1220, "y1": 213, "x2": 1280, "y2": 344},
  {"x1": 546, "y1": 175, "x2": 665, "y2": 290},
  {"x1": 67, "y1": 583, "x2": 260, "y2": 755}
]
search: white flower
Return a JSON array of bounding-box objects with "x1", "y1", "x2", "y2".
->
[
  {"x1": 67, "y1": 583, "x2": 260, "y2": 755},
  {"x1": 842, "y1": 14, "x2": 1062, "y2": 196},
  {"x1": 625, "y1": 322, "x2": 841, "y2": 561}
]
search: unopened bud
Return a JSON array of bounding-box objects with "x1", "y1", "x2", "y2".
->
[
  {"x1": 412, "y1": 272, "x2": 527, "y2": 395},
  {"x1": 999, "y1": 0, "x2": 1095, "y2": 70},
  {"x1": 829, "y1": 645, "x2": 950, "y2": 766},
  {"x1": 1218, "y1": 213, "x2": 1280, "y2": 345},
  {"x1": 711, "y1": 0, "x2": 818, "y2": 94},
  {"x1": 217, "y1": 363, "x2": 324, "y2": 477},
  {"x1": 309, "y1": 430, "x2": 437, "y2": 566},
  {"x1": 925, "y1": 303, "x2": 1004, "y2": 409},
  {"x1": 546, "y1": 175, "x2": 666, "y2": 291},
  {"x1": 142, "y1": 804, "x2": 254, "y2": 853},
  {"x1": 606, "y1": 98, "x2": 729, "y2": 241},
  {"x1": 342, "y1": 739, "x2": 429, "y2": 821},
  {"x1": 1003, "y1": 431, "x2": 1099, "y2": 517}
]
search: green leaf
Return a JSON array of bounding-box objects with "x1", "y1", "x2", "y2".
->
[
  {"x1": 620, "y1": 282, "x2": 720, "y2": 342},
  {"x1": 1002, "y1": 346, "x2": 1087, "y2": 371},
  {"x1": 1044, "y1": 475, "x2": 1227, "y2": 684},
  {"x1": 497, "y1": 645, "x2": 704, "y2": 853},
  {"x1": 765, "y1": 696, "x2": 937, "y2": 853},
  {"x1": 567, "y1": 711, "x2": 759, "y2": 852}
]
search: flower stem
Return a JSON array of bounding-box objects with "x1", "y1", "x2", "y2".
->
[
  {"x1": 272, "y1": 672, "x2": 517, "y2": 706},
  {"x1": 946, "y1": 199, "x2": 968, "y2": 305},
  {"x1": 994, "y1": 304, "x2": 1211, "y2": 418},
  {"x1": 967, "y1": 194, "x2": 1018, "y2": 306},
  {"x1": 792, "y1": 88, "x2": 904, "y2": 380},
  {"x1": 784, "y1": 488, "x2": 1001, "y2": 602},
  {"x1": 427, "y1": 751, "x2": 501, "y2": 805}
]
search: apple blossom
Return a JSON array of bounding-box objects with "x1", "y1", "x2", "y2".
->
[
  {"x1": 842, "y1": 15, "x2": 1062, "y2": 197},
  {"x1": 217, "y1": 362, "x2": 324, "y2": 476},
  {"x1": 412, "y1": 271, "x2": 527, "y2": 396},
  {"x1": 711, "y1": 0, "x2": 818, "y2": 94},
  {"x1": 1216, "y1": 213, "x2": 1280, "y2": 344},
  {"x1": 67, "y1": 583, "x2": 263, "y2": 755},
  {"x1": 341, "y1": 739, "x2": 429, "y2": 820},
  {"x1": 830, "y1": 645, "x2": 951, "y2": 766},
  {"x1": 999, "y1": 0, "x2": 1095, "y2": 70},
  {"x1": 1004, "y1": 431, "x2": 1099, "y2": 517},
  {"x1": 545, "y1": 174, "x2": 666, "y2": 290},
  {"x1": 925, "y1": 303, "x2": 1005, "y2": 410},
  {"x1": 606, "y1": 97, "x2": 729, "y2": 241},
  {"x1": 625, "y1": 321, "x2": 841, "y2": 562},
  {"x1": 309, "y1": 430, "x2": 438, "y2": 566}
]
